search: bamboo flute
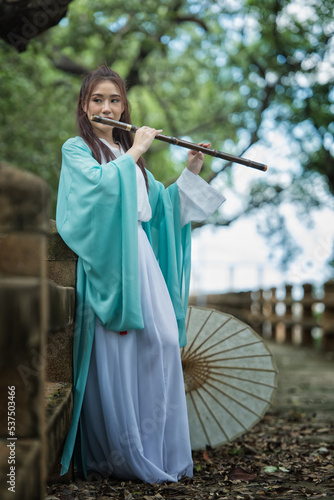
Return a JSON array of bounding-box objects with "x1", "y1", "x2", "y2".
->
[{"x1": 91, "y1": 115, "x2": 267, "y2": 172}]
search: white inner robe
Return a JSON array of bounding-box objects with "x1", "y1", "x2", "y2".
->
[{"x1": 80, "y1": 142, "x2": 224, "y2": 483}]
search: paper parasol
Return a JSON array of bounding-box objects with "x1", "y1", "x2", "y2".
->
[{"x1": 181, "y1": 306, "x2": 278, "y2": 450}]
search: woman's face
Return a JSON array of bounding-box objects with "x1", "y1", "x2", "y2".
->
[{"x1": 83, "y1": 80, "x2": 125, "y2": 138}]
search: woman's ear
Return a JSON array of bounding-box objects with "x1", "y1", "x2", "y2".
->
[{"x1": 82, "y1": 100, "x2": 87, "y2": 113}]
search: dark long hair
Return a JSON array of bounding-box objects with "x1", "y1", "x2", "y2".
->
[{"x1": 77, "y1": 65, "x2": 148, "y2": 188}]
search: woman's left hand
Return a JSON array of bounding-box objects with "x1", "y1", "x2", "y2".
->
[{"x1": 186, "y1": 142, "x2": 210, "y2": 175}]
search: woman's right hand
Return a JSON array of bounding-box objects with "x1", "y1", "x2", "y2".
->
[{"x1": 127, "y1": 126, "x2": 162, "y2": 163}]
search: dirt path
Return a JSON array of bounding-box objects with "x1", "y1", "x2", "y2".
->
[{"x1": 46, "y1": 342, "x2": 334, "y2": 500}]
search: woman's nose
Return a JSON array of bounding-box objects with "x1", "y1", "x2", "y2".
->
[{"x1": 102, "y1": 100, "x2": 112, "y2": 113}]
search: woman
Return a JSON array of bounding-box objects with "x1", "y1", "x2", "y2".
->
[{"x1": 56, "y1": 65, "x2": 225, "y2": 484}]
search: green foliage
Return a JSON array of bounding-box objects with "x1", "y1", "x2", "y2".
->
[
  {"x1": 0, "y1": 40, "x2": 79, "y2": 211},
  {"x1": 0, "y1": 0, "x2": 333, "y2": 224}
]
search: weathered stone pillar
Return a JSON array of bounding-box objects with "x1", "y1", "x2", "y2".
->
[
  {"x1": 46, "y1": 219, "x2": 77, "y2": 383},
  {"x1": 0, "y1": 162, "x2": 49, "y2": 500},
  {"x1": 45, "y1": 221, "x2": 77, "y2": 482}
]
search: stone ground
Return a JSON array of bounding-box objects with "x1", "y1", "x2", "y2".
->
[{"x1": 46, "y1": 341, "x2": 334, "y2": 500}]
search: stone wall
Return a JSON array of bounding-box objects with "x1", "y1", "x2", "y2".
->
[
  {"x1": 0, "y1": 162, "x2": 49, "y2": 499},
  {"x1": 46, "y1": 219, "x2": 77, "y2": 383},
  {"x1": 45, "y1": 220, "x2": 77, "y2": 482},
  {"x1": 0, "y1": 163, "x2": 76, "y2": 499}
]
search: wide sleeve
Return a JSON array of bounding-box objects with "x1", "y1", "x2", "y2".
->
[
  {"x1": 56, "y1": 137, "x2": 144, "y2": 331},
  {"x1": 142, "y1": 171, "x2": 192, "y2": 347},
  {"x1": 177, "y1": 167, "x2": 225, "y2": 227},
  {"x1": 58, "y1": 137, "x2": 145, "y2": 478}
]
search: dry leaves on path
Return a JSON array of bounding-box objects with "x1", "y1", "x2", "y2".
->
[{"x1": 46, "y1": 409, "x2": 334, "y2": 500}]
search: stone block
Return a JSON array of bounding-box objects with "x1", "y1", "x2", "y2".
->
[
  {"x1": 0, "y1": 233, "x2": 46, "y2": 277},
  {"x1": 46, "y1": 261, "x2": 77, "y2": 288},
  {"x1": 48, "y1": 220, "x2": 77, "y2": 262},
  {"x1": 45, "y1": 382, "x2": 73, "y2": 475},
  {"x1": 48, "y1": 282, "x2": 75, "y2": 332},
  {"x1": 0, "y1": 163, "x2": 49, "y2": 234},
  {"x1": 0, "y1": 277, "x2": 44, "y2": 367},
  {"x1": 0, "y1": 278, "x2": 46, "y2": 439},
  {"x1": 46, "y1": 327, "x2": 73, "y2": 383}
]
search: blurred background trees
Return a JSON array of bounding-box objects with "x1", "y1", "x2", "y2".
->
[{"x1": 0, "y1": 0, "x2": 333, "y2": 276}]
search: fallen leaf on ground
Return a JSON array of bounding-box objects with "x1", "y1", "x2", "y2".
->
[
  {"x1": 228, "y1": 467, "x2": 257, "y2": 481},
  {"x1": 203, "y1": 450, "x2": 212, "y2": 463}
]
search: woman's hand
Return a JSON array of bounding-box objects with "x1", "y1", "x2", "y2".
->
[
  {"x1": 186, "y1": 142, "x2": 210, "y2": 175},
  {"x1": 127, "y1": 126, "x2": 163, "y2": 163}
]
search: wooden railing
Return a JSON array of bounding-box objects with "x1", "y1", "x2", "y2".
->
[{"x1": 189, "y1": 281, "x2": 334, "y2": 351}]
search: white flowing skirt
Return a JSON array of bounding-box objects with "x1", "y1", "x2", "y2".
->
[{"x1": 80, "y1": 225, "x2": 193, "y2": 483}]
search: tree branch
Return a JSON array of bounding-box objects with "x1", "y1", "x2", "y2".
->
[
  {"x1": 0, "y1": 0, "x2": 72, "y2": 52},
  {"x1": 174, "y1": 15, "x2": 208, "y2": 31},
  {"x1": 52, "y1": 53, "x2": 89, "y2": 76}
]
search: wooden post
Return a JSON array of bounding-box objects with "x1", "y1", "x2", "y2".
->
[
  {"x1": 250, "y1": 289, "x2": 263, "y2": 335},
  {"x1": 301, "y1": 283, "x2": 315, "y2": 347},
  {"x1": 322, "y1": 281, "x2": 334, "y2": 352},
  {"x1": 261, "y1": 288, "x2": 276, "y2": 340},
  {"x1": 284, "y1": 285, "x2": 293, "y2": 343}
]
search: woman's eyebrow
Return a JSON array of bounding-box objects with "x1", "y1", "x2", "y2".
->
[{"x1": 92, "y1": 93, "x2": 121, "y2": 97}]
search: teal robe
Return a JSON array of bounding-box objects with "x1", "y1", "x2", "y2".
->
[{"x1": 56, "y1": 137, "x2": 191, "y2": 476}]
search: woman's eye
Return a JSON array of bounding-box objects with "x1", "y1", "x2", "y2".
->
[{"x1": 92, "y1": 98, "x2": 101, "y2": 103}]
